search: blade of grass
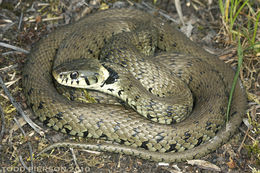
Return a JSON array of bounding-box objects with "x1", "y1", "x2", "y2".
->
[
  {"x1": 219, "y1": 0, "x2": 225, "y2": 16},
  {"x1": 230, "y1": 0, "x2": 249, "y2": 31},
  {"x1": 251, "y1": 11, "x2": 260, "y2": 44},
  {"x1": 225, "y1": 0, "x2": 231, "y2": 23},
  {"x1": 226, "y1": 37, "x2": 243, "y2": 122}
]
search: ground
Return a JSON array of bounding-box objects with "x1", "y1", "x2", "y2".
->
[{"x1": 0, "y1": 0, "x2": 259, "y2": 173}]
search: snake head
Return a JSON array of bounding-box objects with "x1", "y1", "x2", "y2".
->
[{"x1": 52, "y1": 58, "x2": 109, "y2": 89}]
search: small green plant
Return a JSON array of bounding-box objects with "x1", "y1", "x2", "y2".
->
[{"x1": 219, "y1": 0, "x2": 260, "y2": 48}]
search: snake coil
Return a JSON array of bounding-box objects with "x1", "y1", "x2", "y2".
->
[{"x1": 22, "y1": 8, "x2": 247, "y2": 162}]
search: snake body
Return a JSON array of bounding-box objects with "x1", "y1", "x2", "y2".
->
[{"x1": 22, "y1": 8, "x2": 247, "y2": 162}]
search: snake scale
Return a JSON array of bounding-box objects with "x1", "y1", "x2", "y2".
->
[{"x1": 22, "y1": 8, "x2": 247, "y2": 162}]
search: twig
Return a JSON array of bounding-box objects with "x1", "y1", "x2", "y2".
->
[
  {"x1": 140, "y1": 1, "x2": 178, "y2": 23},
  {"x1": 0, "y1": 64, "x2": 18, "y2": 72},
  {"x1": 239, "y1": 127, "x2": 256, "y2": 141},
  {"x1": 28, "y1": 141, "x2": 34, "y2": 171},
  {"x1": 0, "y1": 42, "x2": 29, "y2": 54},
  {"x1": 2, "y1": 51, "x2": 24, "y2": 56},
  {"x1": 24, "y1": 15, "x2": 64, "y2": 23},
  {"x1": 0, "y1": 104, "x2": 5, "y2": 141},
  {"x1": 174, "y1": 0, "x2": 185, "y2": 25},
  {"x1": 3, "y1": 77, "x2": 21, "y2": 89},
  {"x1": 18, "y1": 12, "x2": 23, "y2": 30},
  {"x1": 238, "y1": 127, "x2": 250, "y2": 153},
  {"x1": 0, "y1": 76, "x2": 44, "y2": 136},
  {"x1": 70, "y1": 148, "x2": 82, "y2": 173}
]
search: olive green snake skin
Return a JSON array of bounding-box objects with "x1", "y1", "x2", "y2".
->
[{"x1": 22, "y1": 8, "x2": 247, "y2": 162}]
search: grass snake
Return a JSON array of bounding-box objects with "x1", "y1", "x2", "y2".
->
[{"x1": 22, "y1": 8, "x2": 247, "y2": 162}]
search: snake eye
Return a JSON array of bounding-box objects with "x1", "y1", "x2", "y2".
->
[{"x1": 70, "y1": 71, "x2": 79, "y2": 79}]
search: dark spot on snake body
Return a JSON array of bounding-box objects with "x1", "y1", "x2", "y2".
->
[
  {"x1": 27, "y1": 88, "x2": 33, "y2": 96},
  {"x1": 216, "y1": 93, "x2": 222, "y2": 98},
  {"x1": 100, "y1": 133, "x2": 108, "y2": 139},
  {"x1": 166, "y1": 143, "x2": 177, "y2": 152},
  {"x1": 97, "y1": 119, "x2": 104, "y2": 128},
  {"x1": 184, "y1": 131, "x2": 191, "y2": 141},
  {"x1": 186, "y1": 61, "x2": 192, "y2": 67},
  {"x1": 76, "y1": 80, "x2": 79, "y2": 85},
  {"x1": 38, "y1": 101, "x2": 44, "y2": 109},
  {"x1": 54, "y1": 112, "x2": 63, "y2": 120},
  {"x1": 107, "y1": 88, "x2": 114, "y2": 92},
  {"x1": 132, "y1": 104, "x2": 137, "y2": 110},
  {"x1": 135, "y1": 95, "x2": 140, "y2": 101},
  {"x1": 80, "y1": 35, "x2": 85, "y2": 40},
  {"x1": 155, "y1": 132, "x2": 165, "y2": 143},
  {"x1": 193, "y1": 120, "x2": 199, "y2": 124},
  {"x1": 188, "y1": 76, "x2": 193, "y2": 83},
  {"x1": 29, "y1": 103, "x2": 34, "y2": 109},
  {"x1": 113, "y1": 122, "x2": 120, "y2": 132},
  {"x1": 118, "y1": 90, "x2": 124, "y2": 96},
  {"x1": 215, "y1": 124, "x2": 221, "y2": 133},
  {"x1": 230, "y1": 111, "x2": 237, "y2": 117},
  {"x1": 171, "y1": 118, "x2": 177, "y2": 124},
  {"x1": 206, "y1": 121, "x2": 212, "y2": 130},
  {"x1": 131, "y1": 128, "x2": 140, "y2": 137},
  {"x1": 88, "y1": 49, "x2": 93, "y2": 54},
  {"x1": 119, "y1": 139, "x2": 127, "y2": 145},
  {"x1": 146, "y1": 113, "x2": 152, "y2": 119},
  {"x1": 121, "y1": 60, "x2": 127, "y2": 67},
  {"x1": 64, "y1": 127, "x2": 71, "y2": 134},
  {"x1": 42, "y1": 116, "x2": 50, "y2": 125},
  {"x1": 71, "y1": 81, "x2": 73, "y2": 85},
  {"x1": 220, "y1": 107, "x2": 225, "y2": 115},
  {"x1": 141, "y1": 141, "x2": 149, "y2": 150},
  {"x1": 103, "y1": 38, "x2": 107, "y2": 44},
  {"x1": 94, "y1": 76, "x2": 98, "y2": 83},
  {"x1": 177, "y1": 69, "x2": 183, "y2": 77},
  {"x1": 77, "y1": 115, "x2": 85, "y2": 123},
  {"x1": 83, "y1": 131, "x2": 89, "y2": 138},
  {"x1": 65, "y1": 78, "x2": 68, "y2": 83},
  {"x1": 148, "y1": 88, "x2": 153, "y2": 93},
  {"x1": 84, "y1": 77, "x2": 90, "y2": 85},
  {"x1": 159, "y1": 35, "x2": 164, "y2": 41},
  {"x1": 166, "y1": 112, "x2": 173, "y2": 117},
  {"x1": 194, "y1": 136, "x2": 203, "y2": 147}
]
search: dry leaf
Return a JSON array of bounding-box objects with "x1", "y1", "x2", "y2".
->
[
  {"x1": 226, "y1": 157, "x2": 236, "y2": 169},
  {"x1": 187, "y1": 159, "x2": 221, "y2": 172}
]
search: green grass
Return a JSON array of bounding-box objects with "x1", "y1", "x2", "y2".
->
[
  {"x1": 219, "y1": 0, "x2": 260, "y2": 167},
  {"x1": 218, "y1": 0, "x2": 259, "y2": 119},
  {"x1": 226, "y1": 37, "x2": 243, "y2": 122}
]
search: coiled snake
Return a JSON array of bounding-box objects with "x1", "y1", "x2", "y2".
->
[{"x1": 22, "y1": 8, "x2": 247, "y2": 162}]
